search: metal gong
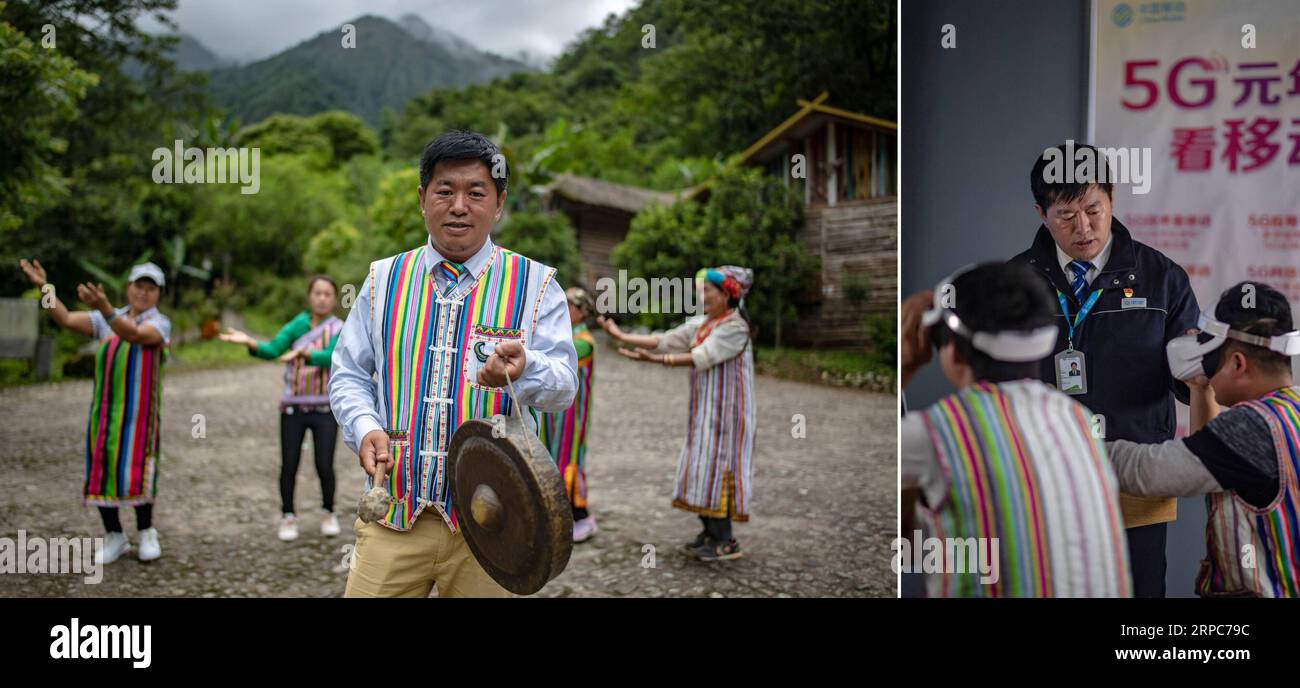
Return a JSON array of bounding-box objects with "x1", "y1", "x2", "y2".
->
[{"x1": 447, "y1": 413, "x2": 572, "y2": 595}]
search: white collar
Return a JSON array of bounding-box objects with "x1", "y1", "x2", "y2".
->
[
  {"x1": 1056, "y1": 234, "x2": 1113, "y2": 276},
  {"x1": 424, "y1": 236, "x2": 495, "y2": 279}
]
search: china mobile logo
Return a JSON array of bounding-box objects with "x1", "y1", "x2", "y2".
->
[
  {"x1": 151, "y1": 140, "x2": 261, "y2": 194},
  {"x1": 891, "y1": 530, "x2": 1000, "y2": 585}
]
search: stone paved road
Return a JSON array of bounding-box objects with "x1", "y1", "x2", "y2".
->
[{"x1": 0, "y1": 338, "x2": 895, "y2": 598}]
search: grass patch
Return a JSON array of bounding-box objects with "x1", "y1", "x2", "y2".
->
[
  {"x1": 754, "y1": 346, "x2": 894, "y2": 393},
  {"x1": 168, "y1": 336, "x2": 263, "y2": 371}
]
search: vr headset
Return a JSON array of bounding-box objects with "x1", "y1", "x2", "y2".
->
[
  {"x1": 919, "y1": 265, "x2": 1059, "y2": 363},
  {"x1": 1166, "y1": 312, "x2": 1300, "y2": 381}
]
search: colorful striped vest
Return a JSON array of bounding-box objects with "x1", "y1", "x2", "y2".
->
[
  {"x1": 919, "y1": 379, "x2": 1131, "y2": 597},
  {"x1": 1197, "y1": 387, "x2": 1300, "y2": 597},
  {"x1": 368, "y1": 244, "x2": 557, "y2": 531},
  {"x1": 281, "y1": 315, "x2": 342, "y2": 407}
]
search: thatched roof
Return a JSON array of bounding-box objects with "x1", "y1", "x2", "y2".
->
[{"x1": 544, "y1": 173, "x2": 687, "y2": 214}]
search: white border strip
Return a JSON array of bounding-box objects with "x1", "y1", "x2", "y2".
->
[{"x1": 894, "y1": 0, "x2": 903, "y2": 601}]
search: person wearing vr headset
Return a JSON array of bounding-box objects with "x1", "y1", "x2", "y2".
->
[
  {"x1": 1008, "y1": 143, "x2": 1200, "y2": 598},
  {"x1": 901, "y1": 262, "x2": 1131, "y2": 597},
  {"x1": 1107, "y1": 281, "x2": 1300, "y2": 597}
]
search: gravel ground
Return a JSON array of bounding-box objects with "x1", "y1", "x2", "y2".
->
[{"x1": 0, "y1": 339, "x2": 896, "y2": 598}]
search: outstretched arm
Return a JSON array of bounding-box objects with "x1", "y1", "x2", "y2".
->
[
  {"x1": 597, "y1": 315, "x2": 661, "y2": 350},
  {"x1": 19, "y1": 259, "x2": 92, "y2": 337},
  {"x1": 78, "y1": 282, "x2": 163, "y2": 346}
]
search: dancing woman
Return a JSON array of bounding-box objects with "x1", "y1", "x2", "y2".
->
[
  {"x1": 219, "y1": 276, "x2": 343, "y2": 541},
  {"x1": 599, "y1": 266, "x2": 756, "y2": 561}
]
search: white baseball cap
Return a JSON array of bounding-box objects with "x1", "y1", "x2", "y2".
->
[{"x1": 127, "y1": 262, "x2": 166, "y2": 287}]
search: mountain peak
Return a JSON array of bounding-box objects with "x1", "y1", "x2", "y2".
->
[
  {"x1": 207, "y1": 13, "x2": 532, "y2": 127},
  {"x1": 396, "y1": 12, "x2": 479, "y2": 56}
]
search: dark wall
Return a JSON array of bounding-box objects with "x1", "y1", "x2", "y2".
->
[{"x1": 901, "y1": 0, "x2": 1204, "y2": 597}]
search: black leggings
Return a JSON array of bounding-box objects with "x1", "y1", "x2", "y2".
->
[
  {"x1": 280, "y1": 409, "x2": 338, "y2": 515},
  {"x1": 699, "y1": 515, "x2": 733, "y2": 543},
  {"x1": 99, "y1": 504, "x2": 152, "y2": 533}
]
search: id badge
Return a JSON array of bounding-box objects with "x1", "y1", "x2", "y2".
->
[{"x1": 1055, "y1": 349, "x2": 1087, "y2": 395}]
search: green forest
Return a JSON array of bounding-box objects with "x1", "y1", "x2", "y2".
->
[{"x1": 0, "y1": 0, "x2": 896, "y2": 387}]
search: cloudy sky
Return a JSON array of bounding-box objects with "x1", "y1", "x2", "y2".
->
[{"x1": 138, "y1": 0, "x2": 639, "y2": 65}]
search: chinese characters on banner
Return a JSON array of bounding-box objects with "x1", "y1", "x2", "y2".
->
[{"x1": 1094, "y1": 0, "x2": 1299, "y2": 308}]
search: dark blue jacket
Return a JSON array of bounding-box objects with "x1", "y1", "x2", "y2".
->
[{"x1": 1009, "y1": 220, "x2": 1200, "y2": 445}]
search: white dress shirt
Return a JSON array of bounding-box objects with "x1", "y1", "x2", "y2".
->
[
  {"x1": 329, "y1": 236, "x2": 578, "y2": 453},
  {"x1": 1055, "y1": 234, "x2": 1114, "y2": 287}
]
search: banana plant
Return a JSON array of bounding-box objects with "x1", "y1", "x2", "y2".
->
[
  {"x1": 78, "y1": 250, "x2": 154, "y2": 302},
  {"x1": 161, "y1": 235, "x2": 211, "y2": 306}
]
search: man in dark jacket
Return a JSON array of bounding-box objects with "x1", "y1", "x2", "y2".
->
[{"x1": 1009, "y1": 142, "x2": 1200, "y2": 598}]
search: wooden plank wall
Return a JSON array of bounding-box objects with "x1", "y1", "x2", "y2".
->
[
  {"x1": 793, "y1": 197, "x2": 897, "y2": 349},
  {"x1": 554, "y1": 197, "x2": 635, "y2": 289}
]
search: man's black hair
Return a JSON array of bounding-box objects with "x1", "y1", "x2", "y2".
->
[
  {"x1": 1213, "y1": 281, "x2": 1294, "y2": 376},
  {"x1": 418, "y1": 130, "x2": 507, "y2": 197},
  {"x1": 932, "y1": 262, "x2": 1059, "y2": 383},
  {"x1": 1030, "y1": 142, "x2": 1115, "y2": 212}
]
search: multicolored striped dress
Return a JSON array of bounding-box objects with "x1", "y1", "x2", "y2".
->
[
  {"x1": 656, "y1": 311, "x2": 756, "y2": 521},
  {"x1": 278, "y1": 315, "x2": 343, "y2": 408},
  {"x1": 1197, "y1": 387, "x2": 1300, "y2": 597},
  {"x1": 918, "y1": 379, "x2": 1131, "y2": 597},
  {"x1": 84, "y1": 307, "x2": 171, "y2": 506},
  {"x1": 366, "y1": 244, "x2": 558, "y2": 531},
  {"x1": 537, "y1": 322, "x2": 595, "y2": 510}
]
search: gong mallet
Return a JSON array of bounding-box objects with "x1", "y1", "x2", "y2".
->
[{"x1": 357, "y1": 463, "x2": 394, "y2": 524}]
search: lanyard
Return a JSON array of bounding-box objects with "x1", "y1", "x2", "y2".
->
[{"x1": 1057, "y1": 288, "x2": 1103, "y2": 350}]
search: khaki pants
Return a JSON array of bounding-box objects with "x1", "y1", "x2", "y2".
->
[{"x1": 344, "y1": 512, "x2": 510, "y2": 598}]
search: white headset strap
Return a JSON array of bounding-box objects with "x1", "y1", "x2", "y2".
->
[{"x1": 1200, "y1": 312, "x2": 1300, "y2": 356}]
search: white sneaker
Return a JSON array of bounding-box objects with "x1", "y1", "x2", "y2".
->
[
  {"x1": 137, "y1": 528, "x2": 162, "y2": 562},
  {"x1": 320, "y1": 511, "x2": 340, "y2": 537},
  {"x1": 95, "y1": 532, "x2": 131, "y2": 565},
  {"x1": 278, "y1": 514, "x2": 299, "y2": 541}
]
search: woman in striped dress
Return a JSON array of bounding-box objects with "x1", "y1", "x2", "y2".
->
[
  {"x1": 19, "y1": 260, "x2": 172, "y2": 565},
  {"x1": 537, "y1": 287, "x2": 598, "y2": 542},
  {"x1": 599, "y1": 266, "x2": 756, "y2": 561},
  {"x1": 219, "y1": 276, "x2": 343, "y2": 541}
]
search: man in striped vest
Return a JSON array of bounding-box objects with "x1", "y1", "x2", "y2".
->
[
  {"x1": 1109, "y1": 281, "x2": 1300, "y2": 597},
  {"x1": 901, "y1": 262, "x2": 1132, "y2": 597},
  {"x1": 330, "y1": 130, "x2": 578, "y2": 597}
]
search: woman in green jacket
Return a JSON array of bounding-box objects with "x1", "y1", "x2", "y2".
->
[{"x1": 220, "y1": 276, "x2": 343, "y2": 541}]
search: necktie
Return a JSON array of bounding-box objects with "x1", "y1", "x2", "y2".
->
[
  {"x1": 1069, "y1": 259, "x2": 1094, "y2": 302},
  {"x1": 438, "y1": 260, "x2": 465, "y2": 296}
]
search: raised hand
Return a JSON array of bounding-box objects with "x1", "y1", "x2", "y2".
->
[
  {"x1": 218, "y1": 328, "x2": 257, "y2": 350},
  {"x1": 596, "y1": 315, "x2": 623, "y2": 340},
  {"x1": 18, "y1": 259, "x2": 47, "y2": 288},
  {"x1": 76, "y1": 282, "x2": 112, "y2": 313},
  {"x1": 615, "y1": 346, "x2": 655, "y2": 362},
  {"x1": 901, "y1": 290, "x2": 935, "y2": 387}
]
